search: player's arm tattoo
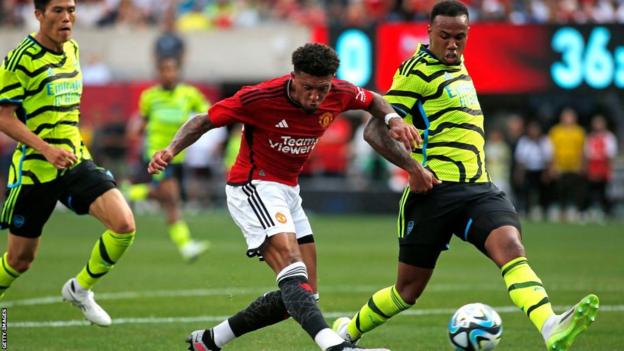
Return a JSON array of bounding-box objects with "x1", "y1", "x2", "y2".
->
[
  {"x1": 364, "y1": 117, "x2": 420, "y2": 174},
  {"x1": 367, "y1": 92, "x2": 396, "y2": 119},
  {"x1": 168, "y1": 113, "x2": 214, "y2": 156}
]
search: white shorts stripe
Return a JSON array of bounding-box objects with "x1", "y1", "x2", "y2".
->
[
  {"x1": 226, "y1": 180, "x2": 313, "y2": 256},
  {"x1": 241, "y1": 184, "x2": 271, "y2": 229},
  {"x1": 246, "y1": 183, "x2": 275, "y2": 227}
]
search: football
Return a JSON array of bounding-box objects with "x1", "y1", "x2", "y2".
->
[{"x1": 448, "y1": 303, "x2": 503, "y2": 351}]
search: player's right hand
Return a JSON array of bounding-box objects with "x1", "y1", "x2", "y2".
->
[
  {"x1": 148, "y1": 149, "x2": 173, "y2": 174},
  {"x1": 408, "y1": 166, "x2": 441, "y2": 193},
  {"x1": 43, "y1": 145, "x2": 77, "y2": 169}
]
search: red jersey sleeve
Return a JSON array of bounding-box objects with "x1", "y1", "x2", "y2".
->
[
  {"x1": 332, "y1": 79, "x2": 374, "y2": 111},
  {"x1": 208, "y1": 89, "x2": 255, "y2": 127}
]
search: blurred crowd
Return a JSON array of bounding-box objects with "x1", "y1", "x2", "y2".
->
[
  {"x1": 3, "y1": 0, "x2": 624, "y2": 30},
  {"x1": 485, "y1": 108, "x2": 619, "y2": 223}
]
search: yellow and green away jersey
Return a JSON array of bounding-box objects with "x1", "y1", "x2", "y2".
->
[
  {"x1": 385, "y1": 44, "x2": 488, "y2": 183},
  {"x1": 139, "y1": 84, "x2": 209, "y2": 164},
  {"x1": 0, "y1": 35, "x2": 90, "y2": 186}
]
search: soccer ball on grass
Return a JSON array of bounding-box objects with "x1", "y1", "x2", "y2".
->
[{"x1": 448, "y1": 303, "x2": 502, "y2": 351}]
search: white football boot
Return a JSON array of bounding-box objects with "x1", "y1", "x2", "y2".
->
[
  {"x1": 180, "y1": 240, "x2": 210, "y2": 262},
  {"x1": 333, "y1": 317, "x2": 360, "y2": 344},
  {"x1": 543, "y1": 294, "x2": 599, "y2": 350},
  {"x1": 61, "y1": 278, "x2": 112, "y2": 327}
]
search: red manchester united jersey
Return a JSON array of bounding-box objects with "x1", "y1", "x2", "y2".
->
[{"x1": 209, "y1": 75, "x2": 373, "y2": 185}]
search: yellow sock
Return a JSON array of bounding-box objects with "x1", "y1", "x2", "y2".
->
[
  {"x1": 502, "y1": 257, "x2": 555, "y2": 332},
  {"x1": 128, "y1": 183, "x2": 150, "y2": 201},
  {"x1": 169, "y1": 220, "x2": 191, "y2": 249},
  {"x1": 0, "y1": 253, "x2": 20, "y2": 298},
  {"x1": 76, "y1": 230, "x2": 135, "y2": 289},
  {"x1": 347, "y1": 285, "x2": 412, "y2": 340}
]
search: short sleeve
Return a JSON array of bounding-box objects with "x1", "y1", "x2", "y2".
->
[
  {"x1": 384, "y1": 68, "x2": 425, "y2": 118},
  {"x1": 138, "y1": 90, "x2": 150, "y2": 119},
  {"x1": 208, "y1": 91, "x2": 251, "y2": 127},
  {"x1": 333, "y1": 79, "x2": 373, "y2": 111},
  {"x1": 0, "y1": 63, "x2": 25, "y2": 105}
]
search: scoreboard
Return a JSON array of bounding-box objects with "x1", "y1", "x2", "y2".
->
[{"x1": 321, "y1": 23, "x2": 624, "y2": 94}]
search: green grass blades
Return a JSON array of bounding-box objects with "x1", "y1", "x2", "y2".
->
[{"x1": 1, "y1": 211, "x2": 622, "y2": 350}]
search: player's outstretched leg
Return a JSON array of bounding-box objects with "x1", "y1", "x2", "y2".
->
[
  {"x1": 542, "y1": 294, "x2": 600, "y2": 351},
  {"x1": 333, "y1": 285, "x2": 412, "y2": 343},
  {"x1": 63, "y1": 229, "x2": 135, "y2": 326}
]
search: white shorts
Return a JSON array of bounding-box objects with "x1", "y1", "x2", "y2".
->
[{"x1": 225, "y1": 180, "x2": 313, "y2": 257}]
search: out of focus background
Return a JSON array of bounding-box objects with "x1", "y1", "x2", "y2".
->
[
  {"x1": 2, "y1": 2, "x2": 624, "y2": 350},
  {"x1": 2, "y1": 0, "x2": 623, "y2": 222}
]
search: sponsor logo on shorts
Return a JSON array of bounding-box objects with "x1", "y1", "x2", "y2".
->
[
  {"x1": 13, "y1": 215, "x2": 25, "y2": 228},
  {"x1": 275, "y1": 212, "x2": 287, "y2": 224}
]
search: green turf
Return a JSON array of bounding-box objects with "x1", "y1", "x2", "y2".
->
[{"x1": 1, "y1": 210, "x2": 622, "y2": 350}]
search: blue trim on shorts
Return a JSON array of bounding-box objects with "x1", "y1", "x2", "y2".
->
[{"x1": 463, "y1": 217, "x2": 473, "y2": 240}]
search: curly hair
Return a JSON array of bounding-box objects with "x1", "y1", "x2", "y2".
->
[
  {"x1": 291, "y1": 43, "x2": 340, "y2": 77},
  {"x1": 430, "y1": 0, "x2": 469, "y2": 23}
]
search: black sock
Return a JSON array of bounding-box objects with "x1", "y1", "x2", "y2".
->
[
  {"x1": 278, "y1": 275, "x2": 328, "y2": 338},
  {"x1": 227, "y1": 290, "x2": 289, "y2": 336}
]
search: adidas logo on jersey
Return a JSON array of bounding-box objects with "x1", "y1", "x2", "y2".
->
[{"x1": 275, "y1": 119, "x2": 289, "y2": 128}]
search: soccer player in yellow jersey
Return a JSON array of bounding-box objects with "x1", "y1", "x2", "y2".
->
[
  {"x1": 332, "y1": 2, "x2": 599, "y2": 350},
  {"x1": 0, "y1": 0, "x2": 135, "y2": 327},
  {"x1": 126, "y1": 57, "x2": 210, "y2": 262}
]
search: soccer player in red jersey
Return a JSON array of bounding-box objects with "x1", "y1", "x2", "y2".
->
[{"x1": 148, "y1": 43, "x2": 420, "y2": 351}]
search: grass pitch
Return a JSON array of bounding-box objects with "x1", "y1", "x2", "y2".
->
[{"x1": 2, "y1": 210, "x2": 622, "y2": 350}]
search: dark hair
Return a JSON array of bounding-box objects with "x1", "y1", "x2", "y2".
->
[
  {"x1": 157, "y1": 56, "x2": 181, "y2": 69},
  {"x1": 430, "y1": 0, "x2": 469, "y2": 23},
  {"x1": 291, "y1": 43, "x2": 340, "y2": 77},
  {"x1": 34, "y1": 0, "x2": 52, "y2": 11}
]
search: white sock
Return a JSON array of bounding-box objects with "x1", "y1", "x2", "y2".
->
[
  {"x1": 314, "y1": 328, "x2": 345, "y2": 350},
  {"x1": 213, "y1": 320, "x2": 236, "y2": 347},
  {"x1": 541, "y1": 314, "x2": 558, "y2": 340}
]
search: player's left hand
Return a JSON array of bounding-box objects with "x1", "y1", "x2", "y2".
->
[{"x1": 387, "y1": 118, "x2": 421, "y2": 151}]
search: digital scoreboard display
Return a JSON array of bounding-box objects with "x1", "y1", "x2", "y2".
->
[{"x1": 326, "y1": 24, "x2": 624, "y2": 94}]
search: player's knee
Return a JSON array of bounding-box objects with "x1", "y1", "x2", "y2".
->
[
  {"x1": 109, "y1": 216, "x2": 136, "y2": 234},
  {"x1": 487, "y1": 231, "x2": 525, "y2": 266},
  {"x1": 7, "y1": 252, "x2": 35, "y2": 273}
]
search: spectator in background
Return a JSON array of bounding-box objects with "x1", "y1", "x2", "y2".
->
[
  {"x1": 549, "y1": 107, "x2": 585, "y2": 222},
  {"x1": 583, "y1": 114, "x2": 618, "y2": 221},
  {"x1": 205, "y1": 0, "x2": 236, "y2": 29},
  {"x1": 504, "y1": 113, "x2": 525, "y2": 208},
  {"x1": 515, "y1": 120, "x2": 553, "y2": 220},
  {"x1": 485, "y1": 128, "x2": 511, "y2": 196}
]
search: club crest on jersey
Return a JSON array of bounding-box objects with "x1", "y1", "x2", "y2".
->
[
  {"x1": 318, "y1": 112, "x2": 333, "y2": 128},
  {"x1": 275, "y1": 212, "x2": 287, "y2": 224}
]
